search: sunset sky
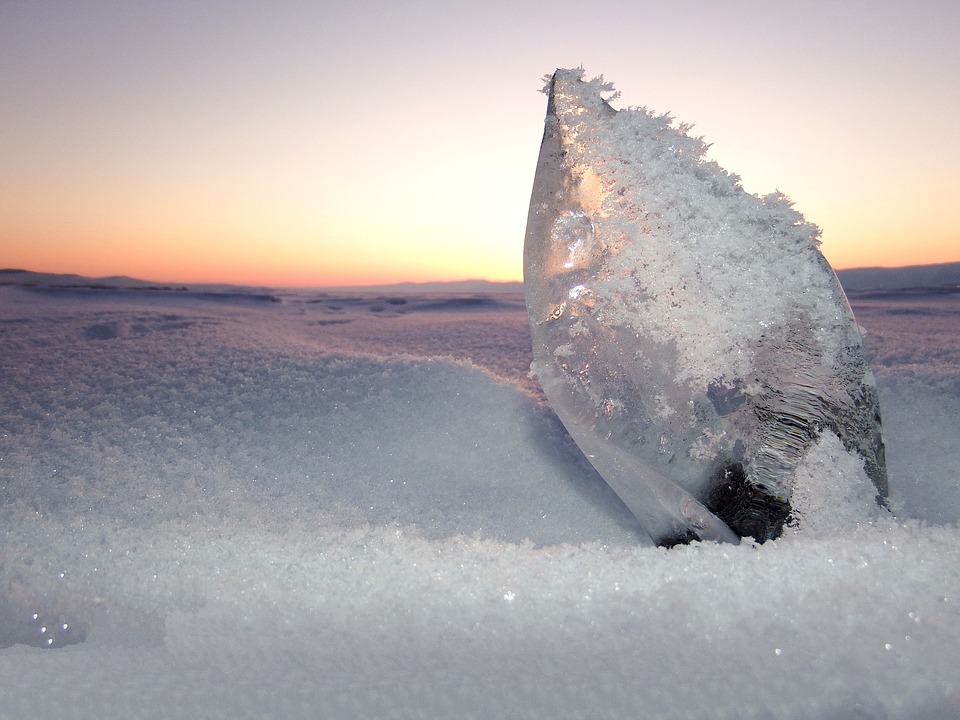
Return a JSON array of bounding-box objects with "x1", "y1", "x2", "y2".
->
[{"x1": 2, "y1": 1, "x2": 958, "y2": 287}]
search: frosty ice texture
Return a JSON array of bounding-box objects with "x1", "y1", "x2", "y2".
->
[{"x1": 524, "y1": 68, "x2": 887, "y2": 545}]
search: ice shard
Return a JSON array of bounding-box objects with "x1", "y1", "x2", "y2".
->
[{"x1": 524, "y1": 68, "x2": 887, "y2": 546}]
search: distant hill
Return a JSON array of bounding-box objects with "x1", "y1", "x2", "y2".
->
[
  {"x1": 0, "y1": 269, "x2": 275, "y2": 295},
  {"x1": 0, "y1": 269, "x2": 163, "y2": 288},
  {"x1": 835, "y1": 261, "x2": 960, "y2": 291},
  {"x1": 0, "y1": 270, "x2": 523, "y2": 295}
]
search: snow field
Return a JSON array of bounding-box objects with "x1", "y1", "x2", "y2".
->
[{"x1": 1, "y1": 285, "x2": 958, "y2": 718}]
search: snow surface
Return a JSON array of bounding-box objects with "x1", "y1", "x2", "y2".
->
[{"x1": 1, "y1": 283, "x2": 959, "y2": 719}]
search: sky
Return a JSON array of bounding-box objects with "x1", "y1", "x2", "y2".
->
[{"x1": 1, "y1": 1, "x2": 958, "y2": 287}]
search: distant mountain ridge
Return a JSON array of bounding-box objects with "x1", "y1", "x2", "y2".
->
[
  {"x1": 0, "y1": 270, "x2": 523, "y2": 295},
  {"x1": 835, "y1": 261, "x2": 960, "y2": 291},
  {"x1": 0, "y1": 269, "x2": 159, "y2": 287},
  {"x1": 3, "y1": 263, "x2": 958, "y2": 294},
  {"x1": 0, "y1": 269, "x2": 272, "y2": 295}
]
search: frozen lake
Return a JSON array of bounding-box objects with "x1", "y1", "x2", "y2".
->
[{"x1": 1, "y1": 280, "x2": 959, "y2": 718}]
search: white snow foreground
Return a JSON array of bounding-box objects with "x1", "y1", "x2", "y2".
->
[{"x1": 0, "y1": 285, "x2": 959, "y2": 719}]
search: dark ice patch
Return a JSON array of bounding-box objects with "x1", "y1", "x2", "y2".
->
[
  {"x1": 83, "y1": 315, "x2": 197, "y2": 341},
  {"x1": 84, "y1": 321, "x2": 123, "y2": 340},
  {"x1": 706, "y1": 462, "x2": 791, "y2": 542},
  {"x1": 706, "y1": 380, "x2": 747, "y2": 417},
  {"x1": 412, "y1": 297, "x2": 507, "y2": 312},
  {"x1": 0, "y1": 603, "x2": 87, "y2": 649}
]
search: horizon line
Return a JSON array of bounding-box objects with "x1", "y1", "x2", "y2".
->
[{"x1": 3, "y1": 260, "x2": 960, "y2": 292}]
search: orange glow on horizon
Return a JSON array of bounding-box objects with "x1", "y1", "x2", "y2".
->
[
  {"x1": 2, "y1": 186, "x2": 957, "y2": 287},
  {"x1": 2, "y1": 161, "x2": 955, "y2": 287},
  {"x1": 6, "y1": 232, "x2": 958, "y2": 289}
]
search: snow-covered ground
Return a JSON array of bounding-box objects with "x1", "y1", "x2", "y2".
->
[{"x1": 1, "y1": 281, "x2": 958, "y2": 719}]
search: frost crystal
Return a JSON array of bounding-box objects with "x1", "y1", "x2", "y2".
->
[{"x1": 524, "y1": 69, "x2": 887, "y2": 545}]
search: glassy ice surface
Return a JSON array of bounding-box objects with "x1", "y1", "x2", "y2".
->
[
  {"x1": 524, "y1": 69, "x2": 886, "y2": 545},
  {"x1": 0, "y1": 273, "x2": 958, "y2": 718}
]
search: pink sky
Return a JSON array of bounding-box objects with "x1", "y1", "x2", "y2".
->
[{"x1": 2, "y1": 1, "x2": 958, "y2": 286}]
